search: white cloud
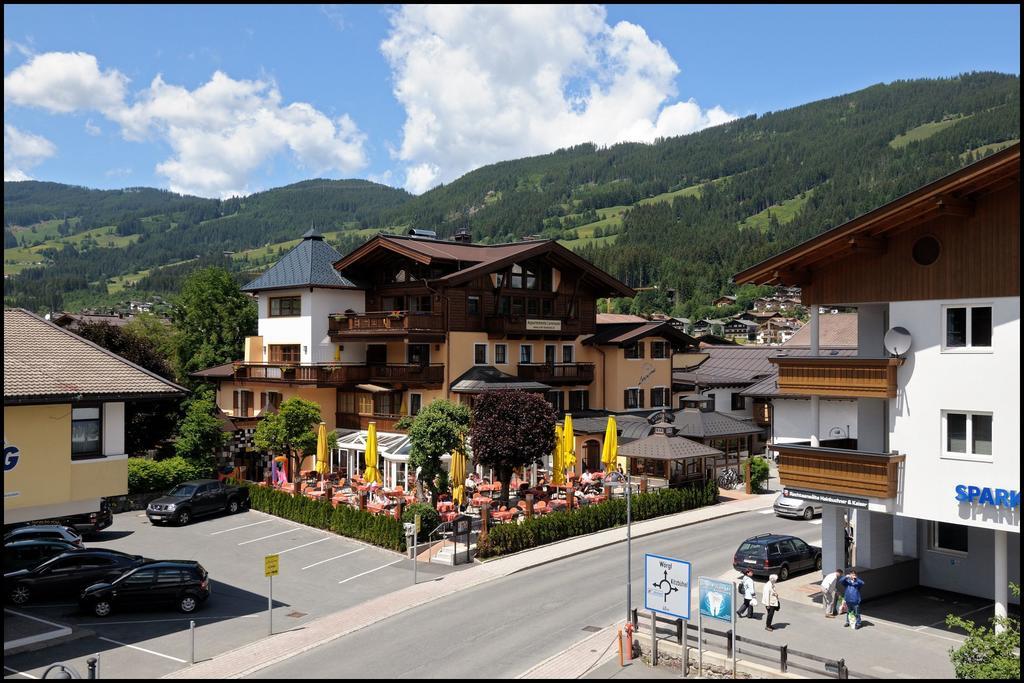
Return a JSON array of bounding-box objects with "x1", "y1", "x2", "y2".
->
[
  {"x1": 84, "y1": 119, "x2": 102, "y2": 136},
  {"x1": 4, "y1": 37, "x2": 34, "y2": 58},
  {"x1": 105, "y1": 167, "x2": 133, "y2": 178},
  {"x1": 4, "y1": 55, "x2": 369, "y2": 198},
  {"x1": 321, "y1": 5, "x2": 347, "y2": 31},
  {"x1": 4, "y1": 124, "x2": 56, "y2": 181},
  {"x1": 4, "y1": 51, "x2": 128, "y2": 114},
  {"x1": 381, "y1": 5, "x2": 737, "y2": 193}
]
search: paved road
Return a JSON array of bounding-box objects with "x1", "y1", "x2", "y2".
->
[{"x1": 249, "y1": 510, "x2": 829, "y2": 679}]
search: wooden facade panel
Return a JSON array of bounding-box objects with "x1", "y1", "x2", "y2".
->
[
  {"x1": 802, "y1": 185, "x2": 1019, "y2": 304},
  {"x1": 776, "y1": 447, "x2": 902, "y2": 498},
  {"x1": 773, "y1": 357, "x2": 901, "y2": 398}
]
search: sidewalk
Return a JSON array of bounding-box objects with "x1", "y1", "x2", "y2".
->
[
  {"x1": 4, "y1": 609, "x2": 73, "y2": 655},
  {"x1": 164, "y1": 493, "x2": 774, "y2": 678}
]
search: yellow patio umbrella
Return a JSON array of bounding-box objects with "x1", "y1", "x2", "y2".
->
[
  {"x1": 451, "y1": 438, "x2": 467, "y2": 507},
  {"x1": 551, "y1": 424, "x2": 564, "y2": 485},
  {"x1": 601, "y1": 415, "x2": 618, "y2": 474},
  {"x1": 315, "y1": 421, "x2": 330, "y2": 479},
  {"x1": 363, "y1": 422, "x2": 383, "y2": 485},
  {"x1": 562, "y1": 413, "x2": 577, "y2": 480}
]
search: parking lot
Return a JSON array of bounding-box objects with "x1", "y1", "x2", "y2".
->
[{"x1": 4, "y1": 508, "x2": 464, "y2": 679}]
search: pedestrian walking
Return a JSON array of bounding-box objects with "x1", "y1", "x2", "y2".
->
[
  {"x1": 763, "y1": 574, "x2": 780, "y2": 631},
  {"x1": 839, "y1": 570, "x2": 865, "y2": 629},
  {"x1": 820, "y1": 569, "x2": 842, "y2": 618},
  {"x1": 736, "y1": 569, "x2": 757, "y2": 618}
]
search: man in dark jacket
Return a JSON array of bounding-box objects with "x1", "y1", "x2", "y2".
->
[{"x1": 839, "y1": 570, "x2": 865, "y2": 629}]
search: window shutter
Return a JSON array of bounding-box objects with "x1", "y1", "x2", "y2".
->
[
  {"x1": 624, "y1": 389, "x2": 630, "y2": 409},
  {"x1": 233, "y1": 391, "x2": 239, "y2": 412},
  {"x1": 260, "y1": 392, "x2": 267, "y2": 411},
  {"x1": 637, "y1": 342, "x2": 645, "y2": 358},
  {"x1": 639, "y1": 389, "x2": 645, "y2": 408}
]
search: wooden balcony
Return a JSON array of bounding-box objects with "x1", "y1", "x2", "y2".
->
[
  {"x1": 484, "y1": 315, "x2": 583, "y2": 338},
  {"x1": 774, "y1": 442, "x2": 904, "y2": 499},
  {"x1": 233, "y1": 363, "x2": 321, "y2": 383},
  {"x1": 365, "y1": 363, "x2": 444, "y2": 386},
  {"x1": 517, "y1": 362, "x2": 595, "y2": 385},
  {"x1": 232, "y1": 362, "x2": 443, "y2": 387},
  {"x1": 328, "y1": 311, "x2": 445, "y2": 341},
  {"x1": 769, "y1": 356, "x2": 904, "y2": 398},
  {"x1": 335, "y1": 413, "x2": 406, "y2": 433}
]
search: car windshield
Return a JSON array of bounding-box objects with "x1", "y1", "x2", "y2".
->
[{"x1": 168, "y1": 484, "x2": 197, "y2": 497}]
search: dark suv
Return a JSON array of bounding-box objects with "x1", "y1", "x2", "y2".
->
[
  {"x1": 81, "y1": 561, "x2": 210, "y2": 617},
  {"x1": 733, "y1": 533, "x2": 821, "y2": 581}
]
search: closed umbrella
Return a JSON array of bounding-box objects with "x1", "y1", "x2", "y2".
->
[
  {"x1": 363, "y1": 422, "x2": 383, "y2": 485},
  {"x1": 601, "y1": 415, "x2": 618, "y2": 474},
  {"x1": 451, "y1": 438, "x2": 467, "y2": 508},
  {"x1": 551, "y1": 424, "x2": 564, "y2": 486},
  {"x1": 562, "y1": 413, "x2": 576, "y2": 480},
  {"x1": 315, "y1": 422, "x2": 329, "y2": 483}
]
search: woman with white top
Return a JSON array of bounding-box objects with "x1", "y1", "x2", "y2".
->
[{"x1": 763, "y1": 574, "x2": 780, "y2": 631}]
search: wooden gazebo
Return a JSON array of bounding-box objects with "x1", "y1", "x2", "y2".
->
[{"x1": 618, "y1": 413, "x2": 724, "y2": 487}]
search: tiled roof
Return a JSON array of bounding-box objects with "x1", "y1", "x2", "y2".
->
[
  {"x1": 242, "y1": 230, "x2": 359, "y2": 292},
  {"x1": 449, "y1": 366, "x2": 550, "y2": 393},
  {"x1": 619, "y1": 431, "x2": 723, "y2": 460},
  {"x1": 4, "y1": 308, "x2": 187, "y2": 403},
  {"x1": 191, "y1": 362, "x2": 236, "y2": 379},
  {"x1": 378, "y1": 234, "x2": 541, "y2": 264},
  {"x1": 783, "y1": 313, "x2": 858, "y2": 347},
  {"x1": 585, "y1": 321, "x2": 696, "y2": 348},
  {"x1": 739, "y1": 348, "x2": 859, "y2": 397},
  {"x1": 596, "y1": 313, "x2": 647, "y2": 324},
  {"x1": 672, "y1": 408, "x2": 764, "y2": 438}
]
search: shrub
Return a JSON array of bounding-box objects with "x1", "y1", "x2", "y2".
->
[
  {"x1": 477, "y1": 480, "x2": 718, "y2": 558},
  {"x1": 402, "y1": 503, "x2": 441, "y2": 544},
  {"x1": 127, "y1": 456, "x2": 213, "y2": 494},
  {"x1": 749, "y1": 456, "x2": 770, "y2": 493},
  {"x1": 946, "y1": 583, "x2": 1020, "y2": 679},
  {"x1": 232, "y1": 480, "x2": 405, "y2": 551}
]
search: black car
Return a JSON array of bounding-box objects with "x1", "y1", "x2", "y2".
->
[
  {"x1": 146, "y1": 479, "x2": 249, "y2": 526},
  {"x1": 81, "y1": 561, "x2": 210, "y2": 617},
  {"x1": 4, "y1": 500, "x2": 114, "y2": 538},
  {"x1": 4, "y1": 539, "x2": 82, "y2": 573},
  {"x1": 6, "y1": 550, "x2": 148, "y2": 606},
  {"x1": 733, "y1": 533, "x2": 822, "y2": 581},
  {"x1": 3, "y1": 524, "x2": 83, "y2": 547}
]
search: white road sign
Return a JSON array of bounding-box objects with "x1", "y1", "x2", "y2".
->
[{"x1": 644, "y1": 553, "x2": 691, "y2": 619}]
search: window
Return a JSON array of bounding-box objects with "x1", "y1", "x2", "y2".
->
[
  {"x1": 498, "y1": 296, "x2": 511, "y2": 315},
  {"x1": 269, "y1": 345, "x2": 300, "y2": 363},
  {"x1": 511, "y1": 297, "x2": 525, "y2": 315},
  {"x1": 542, "y1": 299, "x2": 554, "y2": 316},
  {"x1": 269, "y1": 296, "x2": 301, "y2": 317},
  {"x1": 943, "y1": 411, "x2": 993, "y2": 460},
  {"x1": 930, "y1": 521, "x2": 968, "y2": 554},
  {"x1": 260, "y1": 391, "x2": 282, "y2": 413},
  {"x1": 624, "y1": 341, "x2": 645, "y2": 359},
  {"x1": 337, "y1": 392, "x2": 356, "y2": 415},
  {"x1": 562, "y1": 345, "x2": 574, "y2": 364},
  {"x1": 520, "y1": 344, "x2": 533, "y2": 364},
  {"x1": 409, "y1": 393, "x2": 423, "y2": 417},
  {"x1": 233, "y1": 390, "x2": 254, "y2": 417},
  {"x1": 474, "y1": 344, "x2": 487, "y2": 365},
  {"x1": 731, "y1": 394, "x2": 747, "y2": 411},
  {"x1": 467, "y1": 296, "x2": 480, "y2": 316},
  {"x1": 624, "y1": 388, "x2": 643, "y2": 410},
  {"x1": 511, "y1": 264, "x2": 524, "y2": 289},
  {"x1": 569, "y1": 390, "x2": 590, "y2": 413},
  {"x1": 544, "y1": 345, "x2": 557, "y2": 365},
  {"x1": 651, "y1": 387, "x2": 670, "y2": 408},
  {"x1": 943, "y1": 304, "x2": 992, "y2": 351},
  {"x1": 546, "y1": 391, "x2": 564, "y2": 413},
  {"x1": 912, "y1": 235, "x2": 941, "y2": 266},
  {"x1": 123, "y1": 569, "x2": 156, "y2": 587},
  {"x1": 408, "y1": 344, "x2": 430, "y2": 365},
  {"x1": 382, "y1": 295, "x2": 404, "y2": 311},
  {"x1": 409, "y1": 295, "x2": 432, "y2": 312},
  {"x1": 650, "y1": 340, "x2": 670, "y2": 359},
  {"x1": 156, "y1": 569, "x2": 186, "y2": 585},
  {"x1": 71, "y1": 406, "x2": 102, "y2": 458},
  {"x1": 494, "y1": 344, "x2": 508, "y2": 365}
]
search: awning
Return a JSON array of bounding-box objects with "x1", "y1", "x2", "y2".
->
[{"x1": 356, "y1": 383, "x2": 394, "y2": 393}]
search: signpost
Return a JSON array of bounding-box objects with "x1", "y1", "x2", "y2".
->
[
  {"x1": 644, "y1": 554, "x2": 691, "y2": 672},
  {"x1": 264, "y1": 554, "x2": 279, "y2": 636},
  {"x1": 698, "y1": 576, "x2": 737, "y2": 678}
]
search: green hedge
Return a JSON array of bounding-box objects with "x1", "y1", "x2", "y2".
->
[
  {"x1": 476, "y1": 481, "x2": 719, "y2": 558},
  {"x1": 234, "y1": 480, "x2": 406, "y2": 552},
  {"x1": 127, "y1": 457, "x2": 213, "y2": 494}
]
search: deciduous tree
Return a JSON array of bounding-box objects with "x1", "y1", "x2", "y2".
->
[
  {"x1": 252, "y1": 397, "x2": 321, "y2": 495},
  {"x1": 407, "y1": 400, "x2": 471, "y2": 505}
]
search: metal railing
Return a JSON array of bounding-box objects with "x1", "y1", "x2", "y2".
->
[{"x1": 426, "y1": 515, "x2": 472, "y2": 565}]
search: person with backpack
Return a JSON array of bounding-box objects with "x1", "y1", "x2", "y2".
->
[{"x1": 736, "y1": 569, "x2": 757, "y2": 618}]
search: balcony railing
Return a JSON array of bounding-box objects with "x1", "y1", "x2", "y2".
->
[
  {"x1": 774, "y1": 442, "x2": 904, "y2": 499},
  {"x1": 336, "y1": 413, "x2": 406, "y2": 433},
  {"x1": 233, "y1": 362, "x2": 443, "y2": 387},
  {"x1": 770, "y1": 356, "x2": 904, "y2": 398},
  {"x1": 328, "y1": 311, "x2": 445, "y2": 338},
  {"x1": 517, "y1": 362, "x2": 595, "y2": 385}
]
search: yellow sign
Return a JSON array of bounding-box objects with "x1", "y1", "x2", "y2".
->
[
  {"x1": 264, "y1": 554, "x2": 279, "y2": 577},
  {"x1": 414, "y1": 513, "x2": 421, "y2": 534}
]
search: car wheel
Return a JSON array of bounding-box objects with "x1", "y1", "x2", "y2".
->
[
  {"x1": 779, "y1": 564, "x2": 790, "y2": 582},
  {"x1": 93, "y1": 600, "x2": 113, "y2": 617},
  {"x1": 10, "y1": 585, "x2": 31, "y2": 605},
  {"x1": 802, "y1": 507, "x2": 814, "y2": 521},
  {"x1": 178, "y1": 594, "x2": 199, "y2": 613},
  {"x1": 815, "y1": 554, "x2": 822, "y2": 571},
  {"x1": 177, "y1": 510, "x2": 191, "y2": 526},
  {"x1": 227, "y1": 499, "x2": 240, "y2": 514}
]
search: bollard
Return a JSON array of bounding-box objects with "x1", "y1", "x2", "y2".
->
[
  {"x1": 87, "y1": 657, "x2": 97, "y2": 679},
  {"x1": 780, "y1": 644, "x2": 788, "y2": 673},
  {"x1": 190, "y1": 620, "x2": 196, "y2": 664},
  {"x1": 839, "y1": 658, "x2": 848, "y2": 679},
  {"x1": 618, "y1": 628, "x2": 624, "y2": 667},
  {"x1": 625, "y1": 621, "x2": 635, "y2": 662}
]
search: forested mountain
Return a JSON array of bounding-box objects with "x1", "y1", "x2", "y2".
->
[{"x1": 4, "y1": 72, "x2": 1019, "y2": 314}]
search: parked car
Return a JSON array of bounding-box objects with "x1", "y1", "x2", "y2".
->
[
  {"x1": 3, "y1": 524, "x2": 83, "y2": 547},
  {"x1": 6, "y1": 549, "x2": 149, "y2": 606},
  {"x1": 81, "y1": 560, "x2": 210, "y2": 617},
  {"x1": 4, "y1": 500, "x2": 113, "y2": 538},
  {"x1": 4, "y1": 539, "x2": 82, "y2": 573},
  {"x1": 146, "y1": 479, "x2": 250, "y2": 526},
  {"x1": 773, "y1": 492, "x2": 823, "y2": 520},
  {"x1": 733, "y1": 533, "x2": 822, "y2": 581}
]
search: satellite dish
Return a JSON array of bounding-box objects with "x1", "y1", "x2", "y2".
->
[{"x1": 884, "y1": 327, "x2": 912, "y2": 357}]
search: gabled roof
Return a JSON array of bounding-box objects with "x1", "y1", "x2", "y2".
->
[
  {"x1": 597, "y1": 313, "x2": 647, "y2": 324},
  {"x1": 242, "y1": 229, "x2": 359, "y2": 292},
  {"x1": 783, "y1": 313, "x2": 857, "y2": 347},
  {"x1": 449, "y1": 366, "x2": 550, "y2": 393},
  {"x1": 672, "y1": 407, "x2": 764, "y2": 438},
  {"x1": 584, "y1": 320, "x2": 697, "y2": 348},
  {"x1": 4, "y1": 308, "x2": 187, "y2": 404}
]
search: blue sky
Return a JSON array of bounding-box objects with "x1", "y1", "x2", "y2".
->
[{"x1": 4, "y1": 4, "x2": 1019, "y2": 197}]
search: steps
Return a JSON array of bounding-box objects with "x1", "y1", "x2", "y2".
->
[{"x1": 430, "y1": 541, "x2": 476, "y2": 566}]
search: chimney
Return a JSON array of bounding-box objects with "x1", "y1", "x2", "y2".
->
[{"x1": 453, "y1": 229, "x2": 472, "y2": 244}]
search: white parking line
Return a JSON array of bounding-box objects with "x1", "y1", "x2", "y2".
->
[
  {"x1": 275, "y1": 537, "x2": 329, "y2": 555},
  {"x1": 337, "y1": 559, "x2": 403, "y2": 584},
  {"x1": 210, "y1": 519, "x2": 274, "y2": 535},
  {"x1": 98, "y1": 636, "x2": 186, "y2": 663},
  {"x1": 79, "y1": 614, "x2": 261, "y2": 626},
  {"x1": 302, "y1": 548, "x2": 363, "y2": 570},
  {"x1": 4, "y1": 666, "x2": 37, "y2": 679},
  {"x1": 237, "y1": 528, "x2": 299, "y2": 545},
  {"x1": 808, "y1": 519, "x2": 823, "y2": 525},
  {"x1": 756, "y1": 509, "x2": 775, "y2": 515}
]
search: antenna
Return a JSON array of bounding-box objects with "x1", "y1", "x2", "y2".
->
[{"x1": 883, "y1": 327, "x2": 913, "y2": 357}]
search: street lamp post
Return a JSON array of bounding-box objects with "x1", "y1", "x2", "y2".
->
[{"x1": 626, "y1": 465, "x2": 632, "y2": 624}]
